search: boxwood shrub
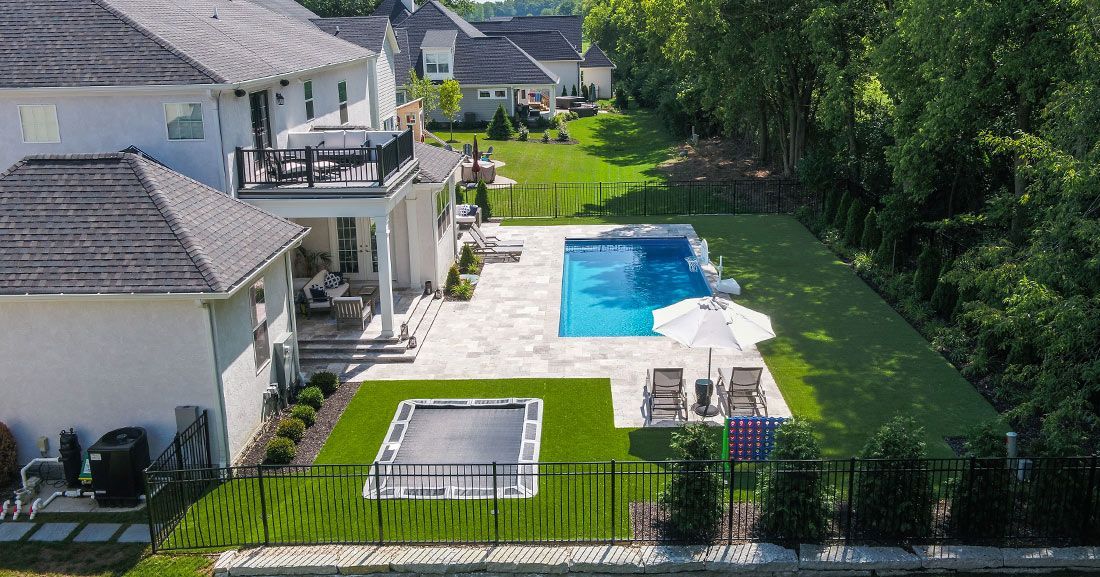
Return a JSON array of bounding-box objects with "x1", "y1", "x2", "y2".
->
[
  {"x1": 297, "y1": 386, "x2": 324, "y2": 410},
  {"x1": 276, "y1": 418, "x2": 305, "y2": 444},
  {"x1": 309, "y1": 371, "x2": 340, "y2": 397},
  {"x1": 290, "y1": 404, "x2": 316, "y2": 427},
  {"x1": 265, "y1": 437, "x2": 296, "y2": 464}
]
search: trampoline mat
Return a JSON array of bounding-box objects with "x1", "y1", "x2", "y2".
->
[{"x1": 393, "y1": 406, "x2": 526, "y2": 464}]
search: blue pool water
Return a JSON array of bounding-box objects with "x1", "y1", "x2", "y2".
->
[{"x1": 559, "y1": 237, "x2": 712, "y2": 337}]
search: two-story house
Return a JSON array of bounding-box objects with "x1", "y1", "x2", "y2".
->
[{"x1": 0, "y1": 0, "x2": 464, "y2": 466}]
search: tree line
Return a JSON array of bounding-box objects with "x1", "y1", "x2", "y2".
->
[{"x1": 586, "y1": 0, "x2": 1100, "y2": 455}]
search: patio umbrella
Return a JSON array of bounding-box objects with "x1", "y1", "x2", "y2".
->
[
  {"x1": 471, "y1": 135, "x2": 481, "y2": 179},
  {"x1": 651, "y1": 296, "x2": 775, "y2": 381}
]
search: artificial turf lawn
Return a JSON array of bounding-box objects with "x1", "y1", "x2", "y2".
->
[
  {"x1": 0, "y1": 543, "x2": 209, "y2": 577},
  {"x1": 502, "y1": 215, "x2": 999, "y2": 457},
  {"x1": 432, "y1": 108, "x2": 677, "y2": 183}
]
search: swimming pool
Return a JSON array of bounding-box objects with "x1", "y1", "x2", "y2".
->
[{"x1": 559, "y1": 237, "x2": 712, "y2": 337}]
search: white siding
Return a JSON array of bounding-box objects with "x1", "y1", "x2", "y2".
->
[
  {"x1": 430, "y1": 87, "x2": 512, "y2": 123},
  {"x1": 376, "y1": 42, "x2": 398, "y2": 129},
  {"x1": 211, "y1": 256, "x2": 295, "y2": 462},
  {"x1": 541, "y1": 60, "x2": 580, "y2": 94},
  {"x1": 0, "y1": 300, "x2": 217, "y2": 464},
  {"x1": 580, "y1": 67, "x2": 614, "y2": 99},
  {"x1": 0, "y1": 90, "x2": 224, "y2": 188}
]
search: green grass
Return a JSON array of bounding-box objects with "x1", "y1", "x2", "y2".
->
[
  {"x1": 503, "y1": 215, "x2": 998, "y2": 457},
  {"x1": 0, "y1": 544, "x2": 209, "y2": 577},
  {"x1": 434, "y1": 109, "x2": 678, "y2": 183}
]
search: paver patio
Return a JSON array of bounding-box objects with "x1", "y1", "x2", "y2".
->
[{"x1": 329, "y1": 223, "x2": 791, "y2": 426}]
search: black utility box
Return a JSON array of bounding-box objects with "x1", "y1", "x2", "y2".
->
[{"x1": 88, "y1": 427, "x2": 150, "y2": 507}]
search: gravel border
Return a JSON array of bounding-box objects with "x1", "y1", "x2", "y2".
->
[{"x1": 236, "y1": 380, "x2": 362, "y2": 466}]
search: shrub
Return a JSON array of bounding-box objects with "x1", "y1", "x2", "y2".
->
[
  {"x1": 913, "y1": 245, "x2": 941, "y2": 300},
  {"x1": 445, "y1": 263, "x2": 462, "y2": 293},
  {"x1": 874, "y1": 232, "x2": 897, "y2": 270},
  {"x1": 660, "y1": 423, "x2": 723, "y2": 543},
  {"x1": 556, "y1": 121, "x2": 571, "y2": 142},
  {"x1": 542, "y1": 130, "x2": 551, "y2": 143},
  {"x1": 821, "y1": 189, "x2": 839, "y2": 228},
  {"x1": 860, "y1": 207, "x2": 881, "y2": 250},
  {"x1": 309, "y1": 371, "x2": 339, "y2": 397},
  {"x1": 474, "y1": 180, "x2": 492, "y2": 220},
  {"x1": 265, "y1": 437, "x2": 296, "y2": 464},
  {"x1": 832, "y1": 191, "x2": 852, "y2": 229},
  {"x1": 757, "y1": 418, "x2": 832, "y2": 541},
  {"x1": 454, "y1": 183, "x2": 465, "y2": 204},
  {"x1": 1026, "y1": 403, "x2": 1098, "y2": 538},
  {"x1": 517, "y1": 126, "x2": 529, "y2": 141},
  {"x1": 297, "y1": 386, "x2": 324, "y2": 410},
  {"x1": 589, "y1": 83, "x2": 597, "y2": 102},
  {"x1": 549, "y1": 115, "x2": 562, "y2": 129},
  {"x1": 580, "y1": 83, "x2": 589, "y2": 100},
  {"x1": 948, "y1": 419, "x2": 1014, "y2": 541},
  {"x1": 571, "y1": 84, "x2": 578, "y2": 96},
  {"x1": 844, "y1": 199, "x2": 867, "y2": 247},
  {"x1": 0, "y1": 422, "x2": 16, "y2": 483},
  {"x1": 486, "y1": 105, "x2": 515, "y2": 140},
  {"x1": 614, "y1": 87, "x2": 629, "y2": 110},
  {"x1": 853, "y1": 416, "x2": 933, "y2": 540},
  {"x1": 276, "y1": 417, "x2": 306, "y2": 444},
  {"x1": 562, "y1": 85, "x2": 568, "y2": 97},
  {"x1": 459, "y1": 243, "x2": 480, "y2": 273},
  {"x1": 450, "y1": 280, "x2": 475, "y2": 300},
  {"x1": 290, "y1": 404, "x2": 316, "y2": 427},
  {"x1": 930, "y1": 262, "x2": 959, "y2": 319}
]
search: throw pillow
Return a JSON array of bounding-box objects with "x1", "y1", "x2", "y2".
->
[
  {"x1": 324, "y1": 272, "x2": 341, "y2": 289},
  {"x1": 309, "y1": 285, "x2": 327, "y2": 301}
]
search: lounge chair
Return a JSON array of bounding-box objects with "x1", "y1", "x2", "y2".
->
[
  {"x1": 646, "y1": 368, "x2": 687, "y2": 423},
  {"x1": 262, "y1": 150, "x2": 340, "y2": 183},
  {"x1": 300, "y1": 269, "x2": 349, "y2": 316},
  {"x1": 469, "y1": 224, "x2": 523, "y2": 247},
  {"x1": 455, "y1": 204, "x2": 480, "y2": 228},
  {"x1": 469, "y1": 230, "x2": 522, "y2": 261},
  {"x1": 718, "y1": 367, "x2": 766, "y2": 416},
  {"x1": 333, "y1": 296, "x2": 372, "y2": 330}
]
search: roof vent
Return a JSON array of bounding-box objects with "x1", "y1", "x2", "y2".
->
[
  {"x1": 334, "y1": 25, "x2": 341, "y2": 35},
  {"x1": 212, "y1": 7, "x2": 219, "y2": 18}
]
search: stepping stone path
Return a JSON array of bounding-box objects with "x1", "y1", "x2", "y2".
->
[
  {"x1": 73, "y1": 523, "x2": 123, "y2": 543},
  {"x1": 116, "y1": 524, "x2": 151, "y2": 543},
  {"x1": 29, "y1": 522, "x2": 79, "y2": 542},
  {"x1": 0, "y1": 522, "x2": 35, "y2": 541}
]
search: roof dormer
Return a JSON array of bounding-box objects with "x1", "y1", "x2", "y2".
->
[{"x1": 421, "y1": 29, "x2": 456, "y2": 80}]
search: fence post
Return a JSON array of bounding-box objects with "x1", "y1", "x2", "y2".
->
[
  {"x1": 610, "y1": 460, "x2": 616, "y2": 543},
  {"x1": 492, "y1": 462, "x2": 500, "y2": 543},
  {"x1": 727, "y1": 458, "x2": 736, "y2": 542},
  {"x1": 202, "y1": 412, "x2": 212, "y2": 467},
  {"x1": 234, "y1": 147, "x2": 245, "y2": 189},
  {"x1": 510, "y1": 184, "x2": 515, "y2": 219},
  {"x1": 257, "y1": 465, "x2": 270, "y2": 546},
  {"x1": 173, "y1": 436, "x2": 185, "y2": 473},
  {"x1": 688, "y1": 183, "x2": 694, "y2": 215},
  {"x1": 643, "y1": 182, "x2": 648, "y2": 216},
  {"x1": 373, "y1": 462, "x2": 385, "y2": 544},
  {"x1": 1082, "y1": 455, "x2": 1098, "y2": 543},
  {"x1": 304, "y1": 146, "x2": 315, "y2": 187},
  {"x1": 554, "y1": 184, "x2": 560, "y2": 219},
  {"x1": 145, "y1": 469, "x2": 158, "y2": 552},
  {"x1": 845, "y1": 458, "x2": 856, "y2": 540}
]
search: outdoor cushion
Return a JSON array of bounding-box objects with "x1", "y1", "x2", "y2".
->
[
  {"x1": 309, "y1": 285, "x2": 328, "y2": 301},
  {"x1": 324, "y1": 272, "x2": 341, "y2": 289}
]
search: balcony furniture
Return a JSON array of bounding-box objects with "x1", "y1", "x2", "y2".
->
[
  {"x1": 468, "y1": 228, "x2": 521, "y2": 261},
  {"x1": 718, "y1": 367, "x2": 766, "y2": 416},
  {"x1": 237, "y1": 129, "x2": 415, "y2": 190},
  {"x1": 455, "y1": 204, "x2": 480, "y2": 228},
  {"x1": 333, "y1": 296, "x2": 372, "y2": 330},
  {"x1": 646, "y1": 368, "x2": 687, "y2": 423},
  {"x1": 299, "y1": 268, "x2": 349, "y2": 317},
  {"x1": 262, "y1": 150, "x2": 340, "y2": 183}
]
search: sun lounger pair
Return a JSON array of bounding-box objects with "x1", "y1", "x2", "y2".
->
[
  {"x1": 467, "y1": 224, "x2": 523, "y2": 261},
  {"x1": 645, "y1": 366, "x2": 766, "y2": 424}
]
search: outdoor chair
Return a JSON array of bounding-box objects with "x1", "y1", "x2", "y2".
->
[
  {"x1": 469, "y1": 230, "x2": 522, "y2": 261},
  {"x1": 333, "y1": 296, "x2": 372, "y2": 330},
  {"x1": 646, "y1": 368, "x2": 687, "y2": 423},
  {"x1": 469, "y1": 224, "x2": 524, "y2": 247},
  {"x1": 262, "y1": 150, "x2": 340, "y2": 183},
  {"x1": 718, "y1": 367, "x2": 766, "y2": 416},
  {"x1": 455, "y1": 204, "x2": 481, "y2": 228}
]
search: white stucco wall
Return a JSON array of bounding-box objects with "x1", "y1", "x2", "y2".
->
[
  {"x1": 542, "y1": 60, "x2": 580, "y2": 94},
  {"x1": 0, "y1": 299, "x2": 217, "y2": 464},
  {"x1": 0, "y1": 90, "x2": 225, "y2": 188},
  {"x1": 210, "y1": 255, "x2": 295, "y2": 463},
  {"x1": 580, "y1": 67, "x2": 614, "y2": 99}
]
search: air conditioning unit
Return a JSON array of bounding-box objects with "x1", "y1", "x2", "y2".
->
[{"x1": 272, "y1": 333, "x2": 299, "y2": 408}]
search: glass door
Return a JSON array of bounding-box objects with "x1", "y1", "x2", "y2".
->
[
  {"x1": 249, "y1": 90, "x2": 272, "y2": 149},
  {"x1": 332, "y1": 217, "x2": 377, "y2": 280}
]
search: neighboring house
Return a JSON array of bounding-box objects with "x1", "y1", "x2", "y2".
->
[
  {"x1": 0, "y1": 153, "x2": 308, "y2": 466},
  {"x1": 398, "y1": 98, "x2": 426, "y2": 141},
  {"x1": 580, "y1": 44, "x2": 617, "y2": 99},
  {"x1": 472, "y1": 15, "x2": 587, "y2": 96},
  {"x1": 346, "y1": 0, "x2": 561, "y2": 123}
]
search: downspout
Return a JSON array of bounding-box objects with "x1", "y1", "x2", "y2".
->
[
  {"x1": 214, "y1": 89, "x2": 233, "y2": 195},
  {"x1": 203, "y1": 301, "x2": 232, "y2": 467},
  {"x1": 283, "y1": 250, "x2": 301, "y2": 385}
]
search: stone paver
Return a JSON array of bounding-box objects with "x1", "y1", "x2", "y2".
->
[
  {"x1": 328, "y1": 224, "x2": 791, "y2": 427},
  {"x1": 1003, "y1": 547, "x2": 1100, "y2": 569},
  {"x1": 799, "y1": 544, "x2": 921, "y2": 571},
  {"x1": 485, "y1": 544, "x2": 572, "y2": 574},
  {"x1": 73, "y1": 523, "x2": 123, "y2": 543},
  {"x1": 115, "y1": 523, "x2": 151, "y2": 543},
  {"x1": 339, "y1": 546, "x2": 400, "y2": 575},
  {"x1": 28, "y1": 522, "x2": 79, "y2": 542},
  {"x1": 639, "y1": 545, "x2": 710, "y2": 573},
  {"x1": 569, "y1": 545, "x2": 645, "y2": 573},
  {"x1": 706, "y1": 543, "x2": 798, "y2": 571},
  {"x1": 0, "y1": 522, "x2": 35, "y2": 541},
  {"x1": 913, "y1": 545, "x2": 1004, "y2": 570}
]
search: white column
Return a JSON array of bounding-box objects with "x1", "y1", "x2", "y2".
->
[
  {"x1": 374, "y1": 214, "x2": 396, "y2": 338},
  {"x1": 404, "y1": 193, "x2": 423, "y2": 288}
]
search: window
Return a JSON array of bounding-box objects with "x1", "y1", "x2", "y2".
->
[
  {"x1": 164, "y1": 103, "x2": 204, "y2": 140},
  {"x1": 18, "y1": 105, "x2": 60, "y2": 143},
  {"x1": 406, "y1": 113, "x2": 417, "y2": 125},
  {"x1": 250, "y1": 279, "x2": 270, "y2": 369},
  {"x1": 337, "y1": 80, "x2": 349, "y2": 124},
  {"x1": 424, "y1": 52, "x2": 450, "y2": 75},
  {"x1": 478, "y1": 89, "x2": 507, "y2": 99},
  {"x1": 303, "y1": 80, "x2": 315, "y2": 120},
  {"x1": 335, "y1": 217, "x2": 359, "y2": 274},
  {"x1": 396, "y1": 91, "x2": 408, "y2": 105},
  {"x1": 435, "y1": 186, "x2": 452, "y2": 239}
]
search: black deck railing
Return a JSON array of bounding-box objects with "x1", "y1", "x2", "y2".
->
[
  {"x1": 467, "y1": 180, "x2": 812, "y2": 219},
  {"x1": 235, "y1": 129, "x2": 415, "y2": 190},
  {"x1": 147, "y1": 455, "x2": 1100, "y2": 551}
]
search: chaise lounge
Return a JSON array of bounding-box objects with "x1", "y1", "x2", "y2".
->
[{"x1": 646, "y1": 368, "x2": 687, "y2": 424}]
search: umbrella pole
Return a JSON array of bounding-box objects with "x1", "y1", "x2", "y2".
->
[{"x1": 708, "y1": 348, "x2": 713, "y2": 382}]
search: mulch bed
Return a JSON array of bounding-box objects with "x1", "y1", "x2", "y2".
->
[
  {"x1": 629, "y1": 501, "x2": 764, "y2": 542},
  {"x1": 657, "y1": 136, "x2": 780, "y2": 181},
  {"x1": 236, "y1": 380, "x2": 363, "y2": 466}
]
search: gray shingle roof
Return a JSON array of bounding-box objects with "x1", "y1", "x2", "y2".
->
[
  {"x1": 394, "y1": 29, "x2": 413, "y2": 84},
  {"x1": 372, "y1": 0, "x2": 412, "y2": 25},
  {"x1": 397, "y1": 2, "x2": 556, "y2": 85},
  {"x1": 581, "y1": 44, "x2": 616, "y2": 69},
  {"x1": 246, "y1": 0, "x2": 319, "y2": 21},
  {"x1": 0, "y1": 0, "x2": 373, "y2": 88},
  {"x1": 421, "y1": 29, "x2": 458, "y2": 49},
  {"x1": 485, "y1": 30, "x2": 582, "y2": 61},
  {"x1": 0, "y1": 154, "x2": 307, "y2": 295},
  {"x1": 473, "y1": 15, "x2": 582, "y2": 50},
  {"x1": 311, "y1": 16, "x2": 393, "y2": 54},
  {"x1": 413, "y1": 143, "x2": 463, "y2": 183}
]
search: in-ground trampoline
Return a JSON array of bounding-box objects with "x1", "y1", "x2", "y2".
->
[{"x1": 363, "y1": 398, "x2": 543, "y2": 499}]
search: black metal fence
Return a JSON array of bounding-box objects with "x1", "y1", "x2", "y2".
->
[
  {"x1": 467, "y1": 180, "x2": 813, "y2": 219},
  {"x1": 145, "y1": 410, "x2": 214, "y2": 548},
  {"x1": 147, "y1": 456, "x2": 1100, "y2": 551}
]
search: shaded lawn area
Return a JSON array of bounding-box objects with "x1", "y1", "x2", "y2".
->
[
  {"x1": 432, "y1": 109, "x2": 678, "y2": 183},
  {"x1": 0, "y1": 543, "x2": 209, "y2": 577},
  {"x1": 502, "y1": 215, "x2": 998, "y2": 457}
]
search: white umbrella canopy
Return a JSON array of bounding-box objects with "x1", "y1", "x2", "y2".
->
[{"x1": 652, "y1": 296, "x2": 776, "y2": 379}]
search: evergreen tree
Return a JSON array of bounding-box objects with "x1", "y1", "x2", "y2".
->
[
  {"x1": 485, "y1": 105, "x2": 515, "y2": 140},
  {"x1": 844, "y1": 199, "x2": 867, "y2": 247},
  {"x1": 474, "y1": 180, "x2": 492, "y2": 220},
  {"x1": 860, "y1": 207, "x2": 881, "y2": 250}
]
